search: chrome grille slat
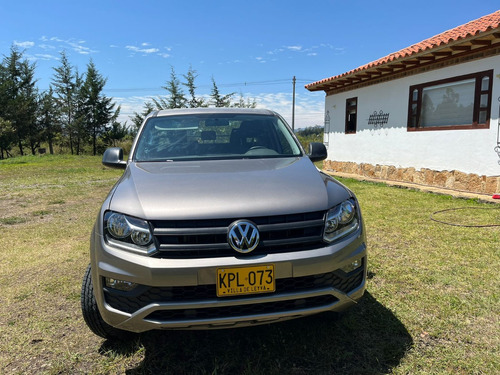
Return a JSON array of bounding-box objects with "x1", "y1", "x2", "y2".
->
[
  {"x1": 159, "y1": 243, "x2": 231, "y2": 251},
  {"x1": 154, "y1": 227, "x2": 227, "y2": 235},
  {"x1": 150, "y1": 210, "x2": 326, "y2": 258},
  {"x1": 258, "y1": 219, "x2": 325, "y2": 231},
  {"x1": 261, "y1": 236, "x2": 323, "y2": 247}
]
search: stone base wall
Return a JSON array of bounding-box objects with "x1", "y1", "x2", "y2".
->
[{"x1": 324, "y1": 160, "x2": 500, "y2": 195}]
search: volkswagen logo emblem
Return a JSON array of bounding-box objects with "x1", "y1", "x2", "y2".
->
[{"x1": 228, "y1": 220, "x2": 260, "y2": 253}]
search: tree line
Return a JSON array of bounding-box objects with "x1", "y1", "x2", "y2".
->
[
  {"x1": 295, "y1": 125, "x2": 325, "y2": 151},
  {"x1": 0, "y1": 46, "x2": 256, "y2": 159},
  {"x1": 0, "y1": 48, "x2": 122, "y2": 158},
  {"x1": 130, "y1": 66, "x2": 256, "y2": 129}
]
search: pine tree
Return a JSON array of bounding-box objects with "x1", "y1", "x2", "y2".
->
[
  {"x1": 80, "y1": 60, "x2": 116, "y2": 155},
  {"x1": 183, "y1": 66, "x2": 206, "y2": 108},
  {"x1": 133, "y1": 67, "x2": 189, "y2": 127},
  {"x1": 131, "y1": 101, "x2": 155, "y2": 131},
  {"x1": 105, "y1": 106, "x2": 129, "y2": 147},
  {"x1": 0, "y1": 117, "x2": 15, "y2": 159},
  {"x1": 209, "y1": 77, "x2": 234, "y2": 107},
  {"x1": 72, "y1": 70, "x2": 86, "y2": 155},
  {"x1": 162, "y1": 67, "x2": 187, "y2": 109},
  {"x1": 131, "y1": 66, "x2": 259, "y2": 126},
  {"x1": 231, "y1": 93, "x2": 257, "y2": 108},
  {"x1": 52, "y1": 51, "x2": 79, "y2": 154},
  {"x1": 0, "y1": 47, "x2": 38, "y2": 155},
  {"x1": 38, "y1": 87, "x2": 60, "y2": 155}
]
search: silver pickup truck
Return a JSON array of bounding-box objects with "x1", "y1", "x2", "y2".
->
[{"x1": 81, "y1": 108, "x2": 367, "y2": 339}]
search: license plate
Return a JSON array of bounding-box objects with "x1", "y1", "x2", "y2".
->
[{"x1": 216, "y1": 265, "x2": 275, "y2": 297}]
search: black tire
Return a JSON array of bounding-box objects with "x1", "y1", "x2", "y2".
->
[{"x1": 80, "y1": 264, "x2": 129, "y2": 340}]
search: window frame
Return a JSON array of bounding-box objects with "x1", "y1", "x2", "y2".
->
[
  {"x1": 345, "y1": 97, "x2": 358, "y2": 134},
  {"x1": 407, "y1": 70, "x2": 493, "y2": 131}
]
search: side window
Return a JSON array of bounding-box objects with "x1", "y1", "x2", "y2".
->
[
  {"x1": 345, "y1": 97, "x2": 357, "y2": 134},
  {"x1": 407, "y1": 70, "x2": 493, "y2": 131}
]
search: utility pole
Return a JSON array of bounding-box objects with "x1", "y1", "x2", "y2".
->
[{"x1": 292, "y1": 76, "x2": 296, "y2": 131}]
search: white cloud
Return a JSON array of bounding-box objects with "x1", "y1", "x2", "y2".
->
[
  {"x1": 69, "y1": 42, "x2": 96, "y2": 55},
  {"x1": 33, "y1": 53, "x2": 59, "y2": 61},
  {"x1": 114, "y1": 96, "x2": 150, "y2": 122},
  {"x1": 14, "y1": 40, "x2": 35, "y2": 48},
  {"x1": 40, "y1": 36, "x2": 62, "y2": 43},
  {"x1": 158, "y1": 47, "x2": 172, "y2": 58},
  {"x1": 254, "y1": 92, "x2": 324, "y2": 128},
  {"x1": 267, "y1": 48, "x2": 284, "y2": 55},
  {"x1": 126, "y1": 45, "x2": 160, "y2": 54},
  {"x1": 39, "y1": 44, "x2": 56, "y2": 50},
  {"x1": 263, "y1": 43, "x2": 345, "y2": 61},
  {"x1": 38, "y1": 36, "x2": 97, "y2": 55}
]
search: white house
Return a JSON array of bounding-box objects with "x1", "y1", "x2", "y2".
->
[{"x1": 306, "y1": 11, "x2": 500, "y2": 195}]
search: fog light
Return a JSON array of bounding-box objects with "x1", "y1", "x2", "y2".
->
[
  {"x1": 105, "y1": 277, "x2": 138, "y2": 291},
  {"x1": 340, "y1": 258, "x2": 363, "y2": 273}
]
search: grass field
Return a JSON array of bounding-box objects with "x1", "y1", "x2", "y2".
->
[{"x1": 0, "y1": 155, "x2": 499, "y2": 374}]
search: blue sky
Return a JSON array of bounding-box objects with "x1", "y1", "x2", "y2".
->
[{"x1": 1, "y1": 1, "x2": 499, "y2": 128}]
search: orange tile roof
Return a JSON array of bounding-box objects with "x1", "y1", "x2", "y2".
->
[{"x1": 306, "y1": 10, "x2": 500, "y2": 91}]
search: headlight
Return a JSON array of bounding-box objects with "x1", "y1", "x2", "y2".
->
[
  {"x1": 104, "y1": 211, "x2": 155, "y2": 254},
  {"x1": 323, "y1": 199, "x2": 359, "y2": 243}
]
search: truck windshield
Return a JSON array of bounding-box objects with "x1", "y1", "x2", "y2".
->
[{"x1": 133, "y1": 113, "x2": 302, "y2": 161}]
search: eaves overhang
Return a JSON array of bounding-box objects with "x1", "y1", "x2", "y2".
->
[{"x1": 306, "y1": 10, "x2": 500, "y2": 94}]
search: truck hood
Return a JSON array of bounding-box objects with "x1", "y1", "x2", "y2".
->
[{"x1": 108, "y1": 157, "x2": 350, "y2": 220}]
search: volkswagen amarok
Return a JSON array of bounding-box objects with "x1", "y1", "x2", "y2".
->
[{"x1": 81, "y1": 108, "x2": 367, "y2": 339}]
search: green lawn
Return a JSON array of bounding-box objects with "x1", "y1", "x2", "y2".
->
[{"x1": 0, "y1": 155, "x2": 498, "y2": 374}]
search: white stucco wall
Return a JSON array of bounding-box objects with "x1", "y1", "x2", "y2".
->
[{"x1": 324, "y1": 55, "x2": 500, "y2": 176}]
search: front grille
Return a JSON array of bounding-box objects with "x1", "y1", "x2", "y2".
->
[
  {"x1": 144, "y1": 295, "x2": 338, "y2": 322},
  {"x1": 103, "y1": 266, "x2": 364, "y2": 315},
  {"x1": 150, "y1": 211, "x2": 326, "y2": 259}
]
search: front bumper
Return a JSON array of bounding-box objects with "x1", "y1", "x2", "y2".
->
[{"x1": 90, "y1": 227, "x2": 367, "y2": 333}]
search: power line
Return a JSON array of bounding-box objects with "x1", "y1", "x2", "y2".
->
[{"x1": 103, "y1": 77, "x2": 318, "y2": 93}]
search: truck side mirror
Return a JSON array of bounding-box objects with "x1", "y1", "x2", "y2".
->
[
  {"x1": 102, "y1": 147, "x2": 127, "y2": 169},
  {"x1": 307, "y1": 142, "x2": 327, "y2": 162}
]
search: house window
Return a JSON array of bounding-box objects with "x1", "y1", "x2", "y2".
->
[
  {"x1": 408, "y1": 70, "x2": 492, "y2": 131},
  {"x1": 345, "y1": 97, "x2": 357, "y2": 134}
]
